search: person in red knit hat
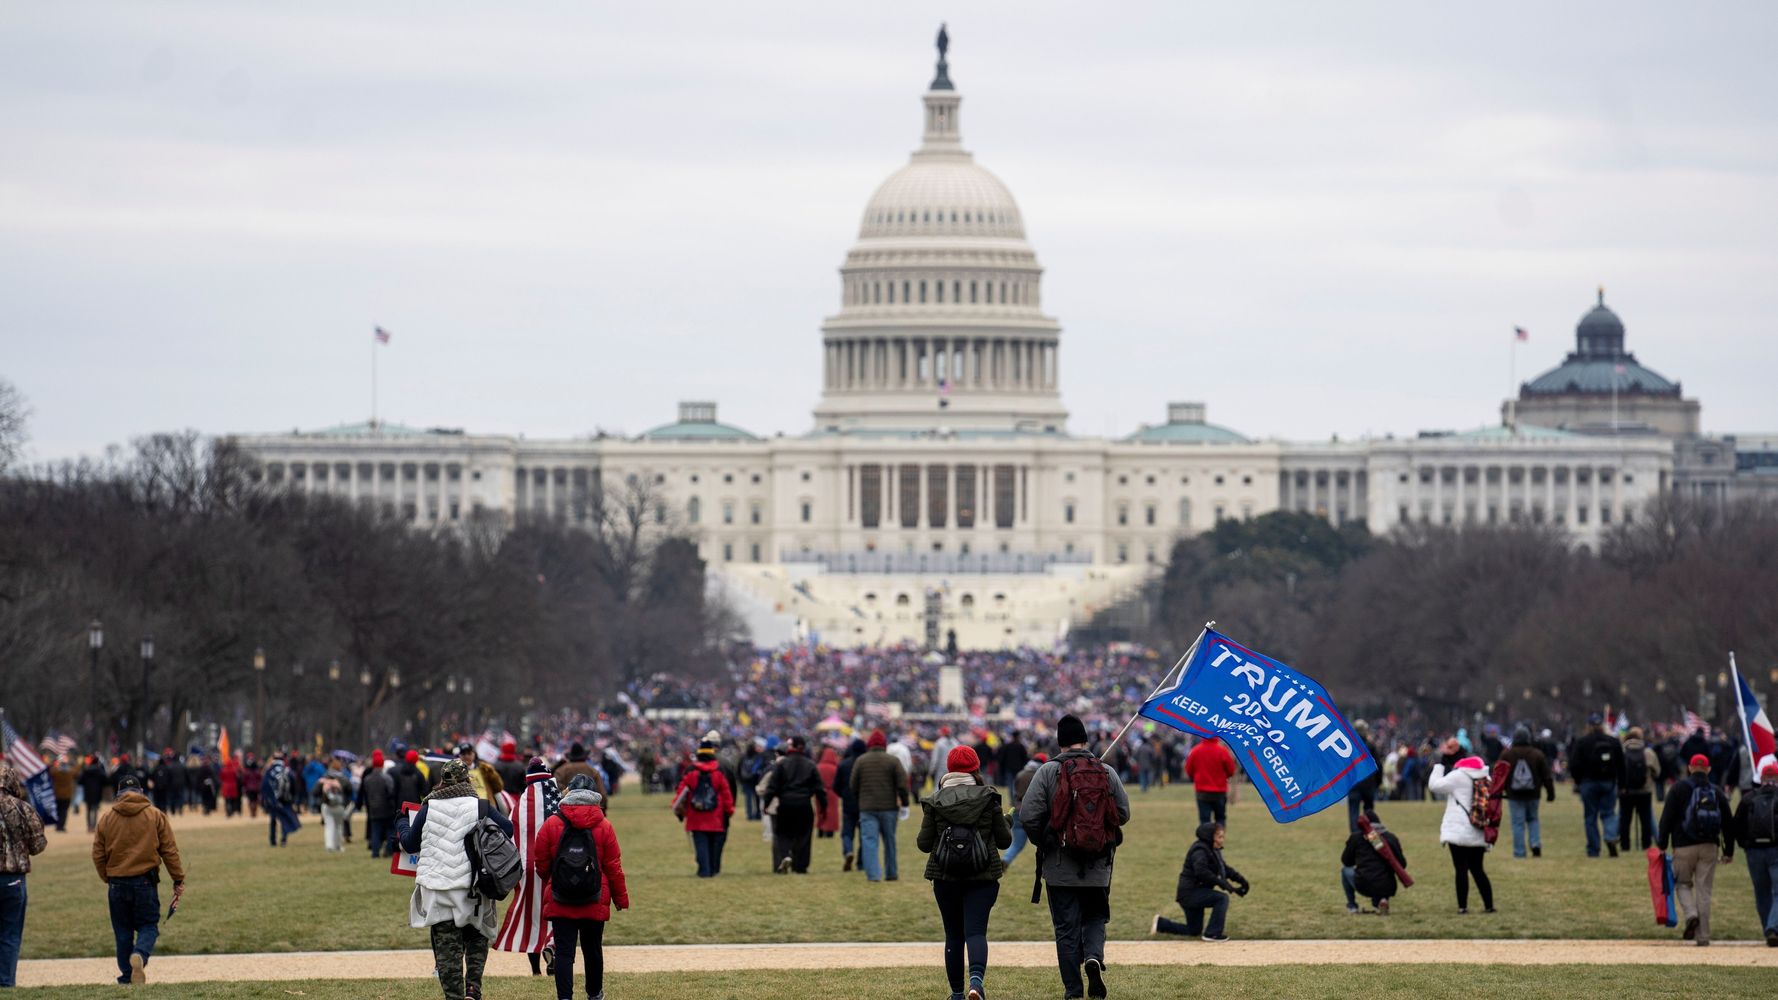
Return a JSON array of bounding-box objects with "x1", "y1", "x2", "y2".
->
[{"x1": 918, "y1": 743, "x2": 1012, "y2": 1000}]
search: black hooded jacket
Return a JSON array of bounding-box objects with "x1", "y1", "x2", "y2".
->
[
  {"x1": 1177, "y1": 821, "x2": 1246, "y2": 900},
  {"x1": 834, "y1": 739, "x2": 867, "y2": 814},
  {"x1": 1341, "y1": 820, "x2": 1406, "y2": 900}
]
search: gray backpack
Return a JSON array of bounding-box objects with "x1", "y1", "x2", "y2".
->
[{"x1": 466, "y1": 815, "x2": 522, "y2": 901}]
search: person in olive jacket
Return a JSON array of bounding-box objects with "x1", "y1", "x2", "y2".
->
[{"x1": 917, "y1": 745, "x2": 1012, "y2": 1000}]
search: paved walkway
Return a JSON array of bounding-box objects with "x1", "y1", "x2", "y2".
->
[{"x1": 19, "y1": 938, "x2": 1778, "y2": 986}]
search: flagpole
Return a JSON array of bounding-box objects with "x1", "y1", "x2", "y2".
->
[
  {"x1": 371, "y1": 330, "x2": 379, "y2": 433},
  {"x1": 1101, "y1": 621, "x2": 1212, "y2": 761},
  {"x1": 1731, "y1": 652, "x2": 1757, "y2": 769}
]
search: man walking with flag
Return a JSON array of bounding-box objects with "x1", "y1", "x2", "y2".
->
[
  {"x1": 1018, "y1": 714, "x2": 1129, "y2": 1000},
  {"x1": 91, "y1": 773, "x2": 185, "y2": 983},
  {"x1": 0, "y1": 764, "x2": 48, "y2": 987}
]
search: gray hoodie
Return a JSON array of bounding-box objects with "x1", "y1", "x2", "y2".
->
[{"x1": 1015, "y1": 748, "x2": 1131, "y2": 887}]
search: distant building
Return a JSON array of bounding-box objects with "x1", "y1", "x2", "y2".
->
[{"x1": 236, "y1": 35, "x2": 1762, "y2": 647}]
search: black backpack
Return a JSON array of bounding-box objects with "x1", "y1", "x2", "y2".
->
[
  {"x1": 466, "y1": 815, "x2": 522, "y2": 901},
  {"x1": 1681, "y1": 781, "x2": 1723, "y2": 842},
  {"x1": 689, "y1": 770, "x2": 719, "y2": 813},
  {"x1": 1623, "y1": 750, "x2": 1649, "y2": 790},
  {"x1": 934, "y1": 820, "x2": 992, "y2": 879},
  {"x1": 1747, "y1": 786, "x2": 1778, "y2": 847},
  {"x1": 550, "y1": 824, "x2": 602, "y2": 905}
]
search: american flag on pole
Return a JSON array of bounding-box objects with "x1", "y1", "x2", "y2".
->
[
  {"x1": 3, "y1": 715, "x2": 59, "y2": 822},
  {"x1": 1682, "y1": 710, "x2": 1710, "y2": 740},
  {"x1": 38, "y1": 731, "x2": 76, "y2": 759},
  {"x1": 1514, "y1": 326, "x2": 1529, "y2": 342},
  {"x1": 374, "y1": 325, "x2": 392, "y2": 344}
]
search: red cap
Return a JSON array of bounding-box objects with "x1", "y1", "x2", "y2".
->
[
  {"x1": 405, "y1": 749, "x2": 420, "y2": 764},
  {"x1": 1761, "y1": 761, "x2": 1778, "y2": 778},
  {"x1": 868, "y1": 730, "x2": 887, "y2": 749},
  {"x1": 946, "y1": 745, "x2": 981, "y2": 774},
  {"x1": 1689, "y1": 753, "x2": 1711, "y2": 770},
  {"x1": 1033, "y1": 752, "x2": 1049, "y2": 763},
  {"x1": 371, "y1": 750, "x2": 385, "y2": 767}
]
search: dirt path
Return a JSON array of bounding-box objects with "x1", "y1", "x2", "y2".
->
[{"x1": 18, "y1": 939, "x2": 1778, "y2": 987}]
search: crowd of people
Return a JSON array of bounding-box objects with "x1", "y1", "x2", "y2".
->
[{"x1": 4, "y1": 639, "x2": 1778, "y2": 996}]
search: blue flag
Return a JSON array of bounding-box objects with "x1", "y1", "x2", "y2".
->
[{"x1": 1139, "y1": 629, "x2": 1374, "y2": 823}]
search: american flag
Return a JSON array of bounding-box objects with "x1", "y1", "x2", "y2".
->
[
  {"x1": 1514, "y1": 326, "x2": 1529, "y2": 342},
  {"x1": 38, "y1": 731, "x2": 77, "y2": 758},
  {"x1": 1683, "y1": 710, "x2": 1710, "y2": 739},
  {"x1": 3, "y1": 718, "x2": 46, "y2": 780},
  {"x1": 374, "y1": 325, "x2": 392, "y2": 344}
]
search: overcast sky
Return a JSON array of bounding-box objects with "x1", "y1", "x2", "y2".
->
[{"x1": 4, "y1": 2, "x2": 1775, "y2": 461}]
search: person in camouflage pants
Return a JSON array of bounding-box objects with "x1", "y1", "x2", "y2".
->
[{"x1": 430, "y1": 923, "x2": 489, "y2": 1000}]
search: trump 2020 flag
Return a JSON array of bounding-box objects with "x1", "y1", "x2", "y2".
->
[{"x1": 1139, "y1": 629, "x2": 1374, "y2": 823}]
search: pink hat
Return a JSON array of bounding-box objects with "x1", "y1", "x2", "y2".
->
[{"x1": 1455, "y1": 755, "x2": 1486, "y2": 771}]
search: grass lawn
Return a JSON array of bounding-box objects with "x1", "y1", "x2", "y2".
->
[
  {"x1": 17, "y1": 966, "x2": 1776, "y2": 1000},
  {"x1": 20, "y1": 784, "x2": 1764, "y2": 959}
]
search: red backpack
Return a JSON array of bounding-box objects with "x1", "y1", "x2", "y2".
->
[{"x1": 1047, "y1": 756, "x2": 1123, "y2": 858}]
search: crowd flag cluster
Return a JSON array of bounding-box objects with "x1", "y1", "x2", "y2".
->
[{"x1": 1, "y1": 712, "x2": 58, "y2": 823}]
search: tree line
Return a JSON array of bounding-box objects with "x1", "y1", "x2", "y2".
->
[
  {"x1": 1147, "y1": 499, "x2": 1778, "y2": 731},
  {"x1": 0, "y1": 388, "x2": 733, "y2": 753}
]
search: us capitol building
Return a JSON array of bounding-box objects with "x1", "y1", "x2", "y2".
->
[{"x1": 236, "y1": 35, "x2": 1775, "y2": 648}]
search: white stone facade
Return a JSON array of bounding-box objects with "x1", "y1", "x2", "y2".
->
[{"x1": 234, "y1": 43, "x2": 1694, "y2": 647}]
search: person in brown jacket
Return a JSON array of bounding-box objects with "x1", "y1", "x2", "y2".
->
[
  {"x1": 49, "y1": 755, "x2": 77, "y2": 833},
  {"x1": 1498, "y1": 726, "x2": 1556, "y2": 859},
  {"x1": 91, "y1": 774, "x2": 185, "y2": 985},
  {"x1": 551, "y1": 743, "x2": 609, "y2": 798}
]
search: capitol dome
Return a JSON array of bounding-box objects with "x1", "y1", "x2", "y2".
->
[{"x1": 813, "y1": 28, "x2": 1066, "y2": 435}]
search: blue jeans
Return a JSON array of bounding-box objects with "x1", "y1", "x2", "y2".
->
[
  {"x1": 859, "y1": 810, "x2": 898, "y2": 881},
  {"x1": 1001, "y1": 824, "x2": 1029, "y2": 865},
  {"x1": 1578, "y1": 780, "x2": 1618, "y2": 855},
  {"x1": 1340, "y1": 866, "x2": 1359, "y2": 909},
  {"x1": 1746, "y1": 845, "x2": 1778, "y2": 935},
  {"x1": 365, "y1": 817, "x2": 394, "y2": 858},
  {"x1": 692, "y1": 830, "x2": 726, "y2": 877},
  {"x1": 841, "y1": 810, "x2": 859, "y2": 859},
  {"x1": 742, "y1": 783, "x2": 761, "y2": 821},
  {"x1": 107, "y1": 876, "x2": 160, "y2": 984},
  {"x1": 1196, "y1": 793, "x2": 1226, "y2": 826},
  {"x1": 0, "y1": 875, "x2": 24, "y2": 987},
  {"x1": 1508, "y1": 798, "x2": 1542, "y2": 857}
]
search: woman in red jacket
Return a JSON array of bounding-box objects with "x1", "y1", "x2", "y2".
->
[
  {"x1": 531, "y1": 775, "x2": 629, "y2": 1000},
  {"x1": 675, "y1": 740, "x2": 736, "y2": 878},
  {"x1": 815, "y1": 747, "x2": 842, "y2": 840}
]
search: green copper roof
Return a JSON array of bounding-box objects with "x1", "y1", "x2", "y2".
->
[
  {"x1": 638, "y1": 420, "x2": 759, "y2": 442},
  {"x1": 1124, "y1": 420, "x2": 1249, "y2": 445},
  {"x1": 306, "y1": 421, "x2": 438, "y2": 437},
  {"x1": 1522, "y1": 357, "x2": 1678, "y2": 396},
  {"x1": 1447, "y1": 423, "x2": 1577, "y2": 442}
]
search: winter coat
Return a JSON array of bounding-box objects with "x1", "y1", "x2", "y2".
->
[
  {"x1": 815, "y1": 750, "x2": 842, "y2": 833},
  {"x1": 1185, "y1": 740, "x2": 1236, "y2": 795},
  {"x1": 997, "y1": 740, "x2": 1030, "y2": 784},
  {"x1": 1656, "y1": 775, "x2": 1735, "y2": 854},
  {"x1": 1619, "y1": 739, "x2": 1661, "y2": 795},
  {"x1": 917, "y1": 776, "x2": 1013, "y2": 881},
  {"x1": 1569, "y1": 730, "x2": 1624, "y2": 784},
  {"x1": 494, "y1": 757, "x2": 528, "y2": 796},
  {"x1": 0, "y1": 769, "x2": 47, "y2": 874},
  {"x1": 359, "y1": 767, "x2": 398, "y2": 821},
  {"x1": 219, "y1": 761, "x2": 240, "y2": 799},
  {"x1": 675, "y1": 760, "x2": 735, "y2": 833},
  {"x1": 834, "y1": 740, "x2": 867, "y2": 814},
  {"x1": 552, "y1": 758, "x2": 609, "y2": 797},
  {"x1": 79, "y1": 762, "x2": 108, "y2": 804},
  {"x1": 91, "y1": 792, "x2": 184, "y2": 883},
  {"x1": 50, "y1": 762, "x2": 77, "y2": 800},
  {"x1": 1011, "y1": 759, "x2": 1041, "y2": 810},
  {"x1": 764, "y1": 750, "x2": 826, "y2": 816},
  {"x1": 1428, "y1": 762, "x2": 1489, "y2": 848},
  {"x1": 1341, "y1": 823, "x2": 1406, "y2": 901},
  {"x1": 1733, "y1": 784, "x2": 1778, "y2": 850},
  {"x1": 411, "y1": 796, "x2": 479, "y2": 890},
  {"x1": 850, "y1": 747, "x2": 909, "y2": 812},
  {"x1": 1176, "y1": 822, "x2": 1246, "y2": 898},
  {"x1": 1497, "y1": 743, "x2": 1554, "y2": 802},
  {"x1": 393, "y1": 763, "x2": 429, "y2": 810},
  {"x1": 532, "y1": 800, "x2": 629, "y2": 921},
  {"x1": 1016, "y1": 748, "x2": 1131, "y2": 888}
]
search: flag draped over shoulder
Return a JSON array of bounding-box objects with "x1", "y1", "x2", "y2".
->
[
  {"x1": 3, "y1": 717, "x2": 59, "y2": 823},
  {"x1": 1139, "y1": 629, "x2": 1374, "y2": 823},
  {"x1": 493, "y1": 771, "x2": 561, "y2": 954}
]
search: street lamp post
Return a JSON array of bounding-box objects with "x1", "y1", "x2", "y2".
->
[
  {"x1": 253, "y1": 647, "x2": 266, "y2": 755},
  {"x1": 360, "y1": 668, "x2": 372, "y2": 751},
  {"x1": 137, "y1": 635, "x2": 154, "y2": 761},
  {"x1": 328, "y1": 660, "x2": 341, "y2": 747},
  {"x1": 389, "y1": 668, "x2": 401, "y2": 740},
  {"x1": 463, "y1": 677, "x2": 475, "y2": 735},
  {"x1": 87, "y1": 619, "x2": 103, "y2": 753}
]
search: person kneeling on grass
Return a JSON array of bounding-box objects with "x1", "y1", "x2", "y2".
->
[
  {"x1": 532, "y1": 774, "x2": 628, "y2": 1000},
  {"x1": 1341, "y1": 809, "x2": 1407, "y2": 915},
  {"x1": 1153, "y1": 821, "x2": 1247, "y2": 942},
  {"x1": 397, "y1": 760, "x2": 514, "y2": 1000}
]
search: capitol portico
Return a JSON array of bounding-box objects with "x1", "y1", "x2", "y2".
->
[{"x1": 234, "y1": 33, "x2": 1769, "y2": 649}]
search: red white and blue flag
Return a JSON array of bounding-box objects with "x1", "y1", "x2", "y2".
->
[
  {"x1": 1514, "y1": 326, "x2": 1529, "y2": 342},
  {"x1": 2, "y1": 716, "x2": 59, "y2": 823},
  {"x1": 1733, "y1": 661, "x2": 1776, "y2": 769},
  {"x1": 492, "y1": 771, "x2": 561, "y2": 954},
  {"x1": 1683, "y1": 710, "x2": 1711, "y2": 740},
  {"x1": 374, "y1": 326, "x2": 391, "y2": 344}
]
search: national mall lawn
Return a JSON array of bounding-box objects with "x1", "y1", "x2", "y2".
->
[{"x1": 20, "y1": 783, "x2": 1765, "y2": 960}]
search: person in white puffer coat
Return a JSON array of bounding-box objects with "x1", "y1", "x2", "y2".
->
[
  {"x1": 396, "y1": 760, "x2": 514, "y2": 1000},
  {"x1": 1427, "y1": 745, "x2": 1495, "y2": 915}
]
